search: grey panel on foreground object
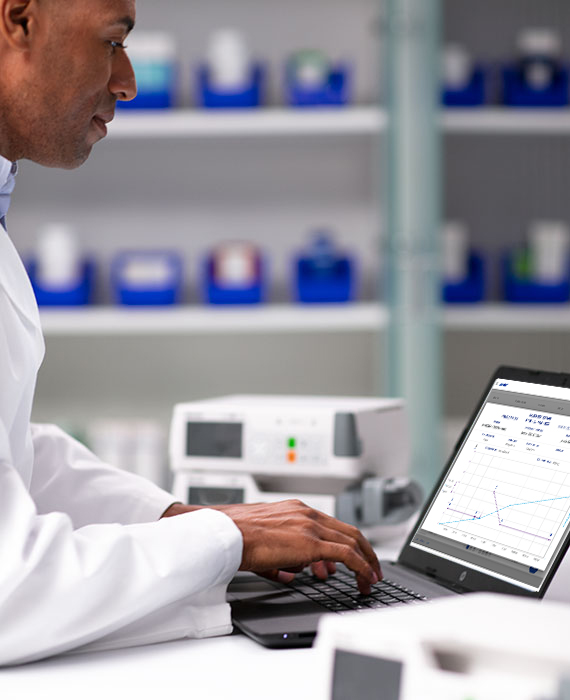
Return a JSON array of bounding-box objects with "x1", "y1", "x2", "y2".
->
[{"x1": 332, "y1": 650, "x2": 403, "y2": 700}]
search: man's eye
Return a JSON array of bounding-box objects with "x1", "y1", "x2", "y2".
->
[{"x1": 109, "y1": 41, "x2": 127, "y2": 52}]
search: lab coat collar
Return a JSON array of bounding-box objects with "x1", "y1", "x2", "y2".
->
[
  {"x1": 0, "y1": 156, "x2": 43, "y2": 338},
  {"x1": 0, "y1": 229, "x2": 44, "y2": 336},
  {"x1": 0, "y1": 155, "x2": 17, "y2": 226}
]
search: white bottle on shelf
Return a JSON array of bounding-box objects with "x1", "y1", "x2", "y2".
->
[
  {"x1": 442, "y1": 221, "x2": 469, "y2": 283},
  {"x1": 35, "y1": 223, "x2": 82, "y2": 289},
  {"x1": 517, "y1": 29, "x2": 561, "y2": 91},
  {"x1": 207, "y1": 28, "x2": 251, "y2": 90},
  {"x1": 87, "y1": 419, "x2": 167, "y2": 487},
  {"x1": 441, "y1": 44, "x2": 473, "y2": 90},
  {"x1": 125, "y1": 32, "x2": 178, "y2": 97},
  {"x1": 133, "y1": 421, "x2": 167, "y2": 488},
  {"x1": 528, "y1": 220, "x2": 570, "y2": 284}
]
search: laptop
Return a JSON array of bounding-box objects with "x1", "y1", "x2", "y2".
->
[{"x1": 228, "y1": 365, "x2": 570, "y2": 647}]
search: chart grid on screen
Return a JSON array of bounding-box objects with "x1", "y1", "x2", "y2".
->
[{"x1": 437, "y1": 448, "x2": 570, "y2": 559}]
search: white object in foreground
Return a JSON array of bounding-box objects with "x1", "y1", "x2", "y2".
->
[{"x1": 317, "y1": 593, "x2": 570, "y2": 700}]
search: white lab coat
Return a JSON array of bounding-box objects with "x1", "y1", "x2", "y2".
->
[{"x1": 0, "y1": 228, "x2": 243, "y2": 666}]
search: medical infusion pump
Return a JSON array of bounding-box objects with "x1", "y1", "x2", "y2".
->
[{"x1": 169, "y1": 395, "x2": 410, "y2": 513}]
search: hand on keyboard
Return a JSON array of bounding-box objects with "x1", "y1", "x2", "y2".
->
[{"x1": 163, "y1": 499, "x2": 381, "y2": 594}]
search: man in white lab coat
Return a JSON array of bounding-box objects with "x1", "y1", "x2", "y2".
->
[{"x1": 0, "y1": 0, "x2": 381, "y2": 665}]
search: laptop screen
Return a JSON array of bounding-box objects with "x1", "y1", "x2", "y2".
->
[{"x1": 408, "y1": 375, "x2": 570, "y2": 593}]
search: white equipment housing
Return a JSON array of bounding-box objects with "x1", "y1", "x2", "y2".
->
[
  {"x1": 170, "y1": 395, "x2": 409, "y2": 516},
  {"x1": 316, "y1": 593, "x2": 570, "y2": 700}
]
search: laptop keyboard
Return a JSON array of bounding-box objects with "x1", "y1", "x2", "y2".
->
[{"x1": 287, "y1": 569, "x2": 428, "y2": 613}]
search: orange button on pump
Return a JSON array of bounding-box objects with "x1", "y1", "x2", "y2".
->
[{"x1": 287, "y1": 451, "x2": 297, "y2": 463}]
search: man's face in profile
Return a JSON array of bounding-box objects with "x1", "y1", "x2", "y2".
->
[{"x1": 9, "y1": 0, "x2": 137, "y2": 169}]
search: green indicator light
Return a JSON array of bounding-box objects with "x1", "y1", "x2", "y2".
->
[{"x1": 288, "y1": 438, "x2": 296, "y2": 449}]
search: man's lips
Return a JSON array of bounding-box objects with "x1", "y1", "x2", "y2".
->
[{"x1": 92, "y1": 113, "x2": 114, "y2": 137}]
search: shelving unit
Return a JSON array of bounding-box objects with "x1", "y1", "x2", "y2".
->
[
  {"x1": 107, "y1": 107, "x2": 570, "y2": 139},
  {"x1": 39, "y1": 301, "x2": 570, "y2": 337},
  {"x1": 110, "y1": 107, "x2": 387, "y2": 138},
  {"x1": 13, "y1": 0, "x2": 570, "y2": 449},
  {"x1": 9, "y1": 0, "x2": 386, "y2": 431},
  {"x1": 39, "y1": 303, "x2": 387, "y2": 336},
  {"x1": 443, "y1": 305, "x2": 570, "y2": 331},
  {"x1": 438, "y1": 0, "x2": 570, "y2": 422},
  {"x1": 442, "y1": 108, "x2": 570, "y2": 134}
]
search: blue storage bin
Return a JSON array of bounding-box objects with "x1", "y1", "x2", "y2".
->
[
  {"x1": 286, "y1": 64, "x2": 351, "y2": 108},
  {"x1": 197, "y1": 64, "x2": 264, "y2": 109},
  {"x1": 443, "y1": 253, "x2": 486, "y2": 303},
  {"x1": 294, "y1": 234, "x2": 355, "y2": 303},
  {"x1": 28, "y1": 260, "x2": 94, "y2": 307},
  {"x1": 503, "y1": 255, "x2": 570, "y2": 303},
  {"x1": 117, "y1": 64, "x2": 178, "y2": 110},
  {"x1": 442, "y1": 67, "x2": 486, "y2": 107},
  {"x1": 202, "y1": 256, "x2": 265, "y2": 305},
  {"x1": 295, "y1": 257, "x2": 355, "y2": 303},
  {"x1": 111, "y1": 251, "x2": 183, "y2": 306},
  {"x1": 502, "y1": 66, "x2": 569, "y2": 107}
]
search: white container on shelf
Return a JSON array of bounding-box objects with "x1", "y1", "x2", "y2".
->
[
  {"x1": 132, "y1": 421, "x2": 167, "y2": 488},
  {"x1": 35, "y1": 223, "x2": 82, "y2": 289},
  {"x1": 528, "y1": 220, "x2": 570, "y2": 284},
  {"x1": 124, "y1": 31, "x2": 178, "y2": 98},
  {"x1": 87, "y1": 419, "x2": 167, "y2": 488},
  {"x1": 87, "y1": 420, "x2": 135, "y2": 474},
  {"x1": 517, "y1": 28, "x2": 561, "y2": 91},
  {"x1": 441, "y1": 43, "x2": 473, "y2": 90},
  {"x1": 442, "y1": 221, "x2": 469, "y2": 283},
  {"x1": 206, "y1": 28, "x2": 251, "y2": 90}
]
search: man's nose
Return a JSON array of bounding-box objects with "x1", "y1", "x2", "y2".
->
[{"x1": 110, "y1": 52, "x2": 137, "y2": 102}]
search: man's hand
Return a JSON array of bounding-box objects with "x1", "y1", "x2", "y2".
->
[{"x1": 161, "y1": 500, "x2": 381, "y2": 594}]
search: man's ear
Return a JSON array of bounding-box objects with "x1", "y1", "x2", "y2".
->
[{"x1": 0, "y1": 0, "x2": 36, "y2": 50}]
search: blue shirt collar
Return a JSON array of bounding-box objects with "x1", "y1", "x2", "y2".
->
[{"x1": 0, "y1": 155, "x2": 17, "y2": 228}]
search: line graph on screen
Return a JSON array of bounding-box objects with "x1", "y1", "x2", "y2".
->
[{"x1": 436, "y1": 452, "x2": 570, "y2": 559}]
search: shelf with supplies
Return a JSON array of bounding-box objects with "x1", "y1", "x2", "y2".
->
[
  {"x1": 107, "y1": 107, "x2": 387, "y2": 139},
  {"x1": 443, "y1": 304, "x2": 570, "y2": 331},
  {"x1": 105, "y1": 107, "x2": 570, "y2": 140},
  {"x1": 442, "y1": 108, "x2": 570, "y2": 135},
  {"x1": 38, "y1": 303, "x2": 570, "y2": 337},
  {"x1": 38, "y1": 303, "x2": 389, "y2": 337}
]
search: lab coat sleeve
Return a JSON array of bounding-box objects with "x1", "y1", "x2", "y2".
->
[
  {"x1": 0, "y1": 434, "x2": 243, "y2": 666},
  {"x1": 29, "y1": 424, "x2": 176, "y2": 527}
]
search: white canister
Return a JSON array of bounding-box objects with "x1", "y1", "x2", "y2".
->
[
  {"x1": 133, "y1": 421, "x2": 167, "y2": 487},
  {"x1": 207, "y1": 28, "x2": 251, "y2": 90},
  {"x1": 126, "y1": 32, "x2": 177, "y2": 94},
  {"x1": 517, "y1": 29, "x2": 561, "y2": 91},
  {"x1": 35, "y1": 223, "x2": 82, "y2": 289},
  {"x1": 528, "y1": 220, "x2": 570, "y2": 284},
  {"x1": 442, "y1": 44, "x2": 473, "y2": 90},
  {"x1": 87, "y1": 420, "x2": 137, "y2": 474},
  {"x1": 442, "y1": 221, "x2": 470, "y2": 284},
  {"x1": 213, "y1": 241, "x2": 259, "y2": 288}
]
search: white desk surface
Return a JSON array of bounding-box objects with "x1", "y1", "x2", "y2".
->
[
  {"x1": 0, "y1": 543, "x2": 403, "y2": 700},
  {"x1": 0, "y1": 633, "x2": 324, "y2": 700}
]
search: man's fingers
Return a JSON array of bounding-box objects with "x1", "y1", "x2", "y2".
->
[
  {"x1": 258, "y1": 569, "x2": 296, "y2": 584},
  {"x1": 315, "y1": 511, "x2": 382, "y2": 579},
  {"x1": 313, "y1": 524, "x2": 378, "y2": 593},
  {"x1": 316, "y1": 541, "x2": 378, "y2": 594},
  {"x1": 310, "y1": 560, "x2": 338, "y2": 579},
  {"x1": 226, "y1": 499, "x2": 380, "y2": 592},
  {"x1": 326, "y1": 561, "x2": 337, "y2": 575},
  {"x1": 311, "y1": 560, "x2": 329, "y2": 580}
]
